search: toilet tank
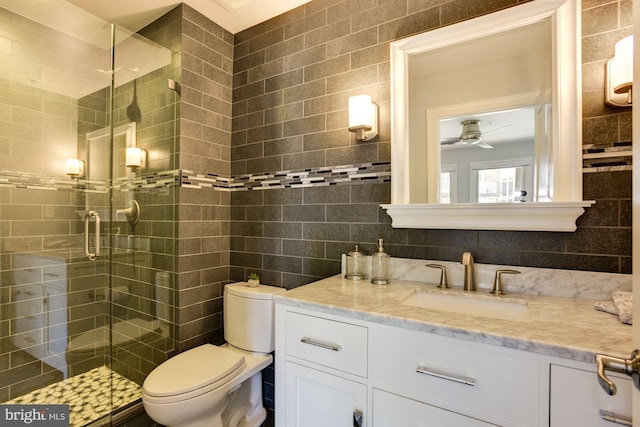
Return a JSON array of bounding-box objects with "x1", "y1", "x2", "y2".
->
[{"x1": 223, "y1": 283, "x2": 286, "y2": 353}]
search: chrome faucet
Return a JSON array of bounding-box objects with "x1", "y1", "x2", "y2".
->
[{"x1": 461, "y1": 252, "x2": 476, "y2": 291}]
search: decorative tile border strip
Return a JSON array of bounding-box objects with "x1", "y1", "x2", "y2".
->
[
  {"x1": 2, "y1": 153, "x2": 622, "y2": 192},
  {"x1": 113, "y1": 170, "x2": 181, "y2": 192},
  {"x1": 0, "y1": 170, "x2": 91, "y2": 191},
  {"x1": 583, "y1": 165, "x2": 632, "y2": 173},
  {"x1": 0, "y1": 170, "x2": 180, "y2": 192},
  {"x1": 181, "y1": 162, "x2": 392, "y2": 191},
  {"x1": 582, "y1": 141, "x2": 632, "y2": 173}
]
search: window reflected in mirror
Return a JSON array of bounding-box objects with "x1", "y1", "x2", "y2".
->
[
  {"x1": 473, "y1": 162, "x2": 530, "y2": 203},
  {"x1": 439, "y1": 106, "x2": 536, "y2": 203}
]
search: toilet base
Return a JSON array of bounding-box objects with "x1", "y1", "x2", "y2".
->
[
  {"x1": 222, "y1": 371, "x2": 266, "y2": 427},
  {"x1": 238, "y1": 407, "x2": 266, "y2": 427}
]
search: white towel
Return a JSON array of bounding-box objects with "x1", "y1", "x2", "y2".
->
[
  {"x1": 612, "y1": 290, "x2": 633, "y2": 325},
  {"x1": 594, "y1": 291, "x2": 633, "y2": 325},
  {"x1": 594, "y1": 300, "x2": 618, "y2": 316}
]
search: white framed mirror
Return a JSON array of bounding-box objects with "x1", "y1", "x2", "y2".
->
[{"x1": 382, "y1": 0, "x2": 594, "y2": 231}]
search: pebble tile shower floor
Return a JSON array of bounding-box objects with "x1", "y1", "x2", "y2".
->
[{"x1": 6, "y1": 366, "x2": 141, "y2": 427}]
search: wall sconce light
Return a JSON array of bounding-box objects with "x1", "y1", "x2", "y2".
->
[
  {"x1": 348, "y1": 95, "x2": 378, "y2": 141},
  {"x1": 606, "y1": 35, "x2": 633, "y2": 107},
  {"x1": 126, "y1": 147, "x2": 146, "y2": 170},
  {"x1": 66, "y1": 158, "x2": 84, "y2": 177}
]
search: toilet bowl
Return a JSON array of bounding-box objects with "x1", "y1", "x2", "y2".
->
[{"x1": 142, "y1": 283, "x2": 285, "y2": 427}]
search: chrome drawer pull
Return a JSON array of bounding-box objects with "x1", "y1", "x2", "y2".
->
[
  {"x1": 416, "y1": 365, "x2": 476, "y2": 386},
  {"x1": 600, "y1": 410, "x2": 632, "y2": 426},
  {"x1": 300, "y1": 337, "x2": 342, "y2": 352}
]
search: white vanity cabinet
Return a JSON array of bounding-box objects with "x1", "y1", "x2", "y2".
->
[
  {"x1": 550, "y1": 362, "x2": 632, "y2": 426},
  {"x1": 275, "y1": 305, "x2": 549, "y2": 427},
  {"x1": 277, "y1": 308, "x2": 368, "y2": 426}
]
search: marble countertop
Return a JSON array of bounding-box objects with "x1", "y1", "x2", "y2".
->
[{"x1": 274, "y1": 275, "x2": 633, "y2": 364}]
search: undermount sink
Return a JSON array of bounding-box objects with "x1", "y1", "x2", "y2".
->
[{"x1": 401, "y1": 289, "x2": 531, "y2": 322}]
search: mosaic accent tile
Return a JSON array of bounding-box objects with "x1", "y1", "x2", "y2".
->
[
  {"x1": 4, "y1": 157, "x2": 624, "y2": 192},
  {"x1": 583, "y1": 141, "x2": 632, "y2": 172},
  {"x1": 182, "y1": 162, "x2": 392, "y2": 191},
  {"x1": 0, "y1": 171, "x2": 84, "y2": 191},
  {"x1": 583, "y1": 165, "x2": 632, "y2": 173},
  {"x1": 113, "y1": 170, "x2": 181, "y2": 192},
  {"x1": 5, "y1": 366, "x2": 141, "y2": 427},
  {"x1": 0, "y1": 170, "x2": 180, "y2": 193}
]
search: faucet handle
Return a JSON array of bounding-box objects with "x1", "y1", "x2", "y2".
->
[
  {"x1": 426, "y1": 264, "x2": 448, "y2": 289},
  {"x1": 491, "y1": 269, "x2": 521, "y2": 295}
]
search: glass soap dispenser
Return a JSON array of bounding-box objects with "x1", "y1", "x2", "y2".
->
[{"x1": 371, "y1": 238, "x2": 390, "y2": 285}]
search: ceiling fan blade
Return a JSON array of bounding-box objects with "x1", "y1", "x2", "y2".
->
[
  {"x1": 440, "y1": 138, "x2": 461, "y2": 145},
  {"x1": 476, "y1": 141, "x2": 494, "y2": 149},
  {"x1": 481, "y1": 124, "x2": 511, "y2": 136}
]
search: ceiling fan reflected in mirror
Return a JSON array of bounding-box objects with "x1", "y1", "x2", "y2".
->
[{"x1": 441, "y1": 119, "x2": 511, "y2": 149}]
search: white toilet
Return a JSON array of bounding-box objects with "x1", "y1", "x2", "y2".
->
[{"x1": 142, "y1": 282, "x2": 286, "y2": 427}]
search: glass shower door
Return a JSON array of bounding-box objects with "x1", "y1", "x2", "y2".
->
[
  {"x1": 0, "y1": 3, "x2": 116, "y2": 423},
  {"x1": 0, "y1": 2, "x2": 178, "y2": 426}
]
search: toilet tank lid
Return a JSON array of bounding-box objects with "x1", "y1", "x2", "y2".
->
[{"x1": 225, "y1": 282, "x2": 286, "y2": 300}]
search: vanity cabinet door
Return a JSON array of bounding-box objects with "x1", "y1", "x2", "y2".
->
[
  {"x1": 285, "y1": 362, "x2": 367, "y2": 427},
  {"x1": 373, "y1": 389, "x2": 494, "y2": 427},
  {"x1": 550, "y1": 364, "x2": 632, "y2": 426}
]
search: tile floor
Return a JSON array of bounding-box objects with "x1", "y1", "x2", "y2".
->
[{"x1": 6, "y1": 366, "x2": 141, "y2": 427}]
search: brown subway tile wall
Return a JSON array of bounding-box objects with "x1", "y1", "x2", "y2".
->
[
  {"x1": 160, "y1": 5, "x2": 234, "y2": 351},
  {"x1": 229, "y1": 0, "x2": 633, "y2": 290}
]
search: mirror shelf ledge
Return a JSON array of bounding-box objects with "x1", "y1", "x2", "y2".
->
[{"x1": 381, "y1": 201, "x2": 595, "y2": 232}]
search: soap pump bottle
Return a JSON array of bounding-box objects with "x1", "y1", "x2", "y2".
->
[{"x1": 371, "y1": 238, "x2": 390, "y2": 285}]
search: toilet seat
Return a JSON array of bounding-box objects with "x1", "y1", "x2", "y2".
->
[{"x1": 142, "y1": 344, "x2": 246, "y2": 403}]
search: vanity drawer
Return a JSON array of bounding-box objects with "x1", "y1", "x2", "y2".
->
[
  {"x1": 285, "y1": 311, "x2": 367, "y2": 377},
  {"x1": 550, "y1": 364, "x2": 632, "y2": 426},
  {"x1": 373, "y1": 389, "x2": 493, "y2": 427},
  {"x1": 371, "y1": 326, "x2": 544, "y2": 426}
]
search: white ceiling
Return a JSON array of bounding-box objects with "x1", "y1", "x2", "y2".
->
[{"x1": 67, "y1": 0, "x2": 312, "y2": 34}]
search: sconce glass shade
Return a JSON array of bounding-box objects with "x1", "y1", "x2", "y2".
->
[
  {"x1": 65, "y1": 159, "x2": 84, "y2": 177},
  {"x1": 348, "y1": 94, "x2": 378, "y2": 141},
  {"x1": 606, "y1": 35, "x2": 633, "y2": 107},
  {"x1": 126, "y1": 147, "x2": 145, "y2": 169}
]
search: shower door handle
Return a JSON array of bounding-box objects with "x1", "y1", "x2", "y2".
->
[{"x1": 84, "y1": 211, "x2": 100, "y2": 260}]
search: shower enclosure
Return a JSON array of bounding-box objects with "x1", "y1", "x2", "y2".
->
[{"x1": 0, "y1": 1, "x2": 179, "y2": 425}]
